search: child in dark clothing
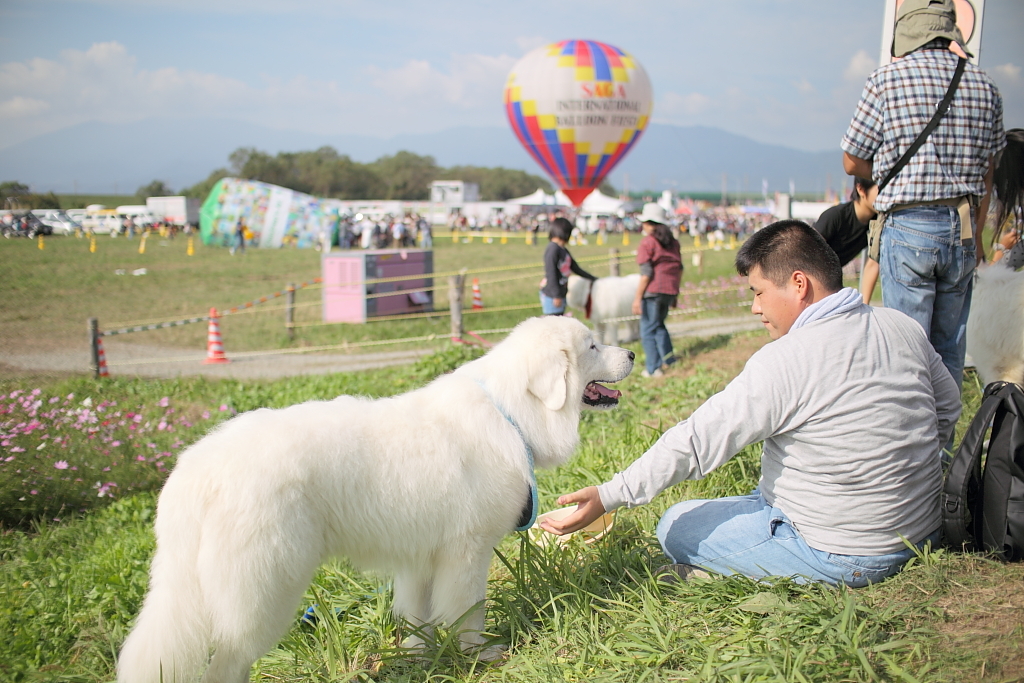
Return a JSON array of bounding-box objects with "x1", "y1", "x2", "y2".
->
[{"x1": 540, "y1": 217, "x2": 596, "y2": 315}]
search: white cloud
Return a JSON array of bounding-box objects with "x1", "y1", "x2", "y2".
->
[
  {"x1": 993, "y1": 63, "x2": 1020, "y2": 81},
  {"x1": 368, "y1": 53, "x2": 517, "y2": 108},
  {"x1": 0, "y1": 41, "x2": 516, "y2": 148},
  {"x1": 0, "y1": 96, "x2": 50, "y2": 119},
  {"x1": 843, "y1": 50, "x2": 877, "y2": 84},
  {"x1": 658, "y1": 91, "x2": 711, "y2": 116},
  {"x1": 793, "y1": 78, "x2": 815, "y2": 95},
  {"x1": 515, "y1": 36, "x2": 550, "y2": 53}
]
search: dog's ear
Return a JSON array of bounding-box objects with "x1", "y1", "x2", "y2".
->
[{"x1": 527, "y1": 348, "x2": 569, "y2": 411}]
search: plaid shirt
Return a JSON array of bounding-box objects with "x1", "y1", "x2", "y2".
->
[{"x1": 842, "y1": 44, "x2": 1005, "y2": 212}]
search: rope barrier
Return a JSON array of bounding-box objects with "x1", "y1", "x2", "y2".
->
[
  {"x1": 221, "y1": 277, "x2": 322, "y2": 316},
  {"x1": 101, "y1": 316, "x2": 209, "y2": 337},
  {"x1": 105, "y1": 332, "x2": 452, "y2": 367}
]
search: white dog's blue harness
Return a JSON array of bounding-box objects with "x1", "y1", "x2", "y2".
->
[{"x1": 477, "y1": 381, "x2": 538, "y2": 532}]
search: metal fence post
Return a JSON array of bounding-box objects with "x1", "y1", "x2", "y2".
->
[
  {"x1": 609, "y1": 248, "x2": 620, "y2": 276},
  {"x1": 448, "y1": 270, "x2": 466, "y2": 340},
  {"x1": 285, "y1": 283, "x2": 295, "y2": 341},
  {"x1": 89, "y1": 318, "x2": 100, "y2": 378}
]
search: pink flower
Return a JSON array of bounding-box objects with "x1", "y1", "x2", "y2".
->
[
  {"x1": 136, "y1": 455, "x2": 147, "y2": 462},
  {"x1": 158, "y1": 397, "x2": 169, "y2": 407},
  {"x1": 30, "y1": 489, "x2": 38, "y2": 495},
  {"x1": 201, "y1": 411, "x2": 210, "y2": 420},
  {"x1": 111, "y1": 441, "x2": 121, "y2": 447},
  {"x1": 54, "y1": 460, "x2": 69, "y2": 470},
  {"x1": 49, "y1": 397, "x2": 59, "y2": 404},
  {"x1": 10, "y1": 447, "x2": 25, "y2": 453},
  {"x1": 66, "y1": 393, "x2": 74, "y2": 400},
  {"x1": 158, "y1": 421, "x2": 167, "y2": 431},
  {"x1": 219, "y1": 404, "x2": 229, "y2": 412},
  {"x1": 31, "y1": 389, "x2": 41, "y2": 396}
]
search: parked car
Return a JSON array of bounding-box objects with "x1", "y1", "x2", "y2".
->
[
  {"x1": 81, "y1": 208, "x2": 121, "y2": 234},
  {"x1": 31, "y1": 209, "x2": 82, "y2": 235}
]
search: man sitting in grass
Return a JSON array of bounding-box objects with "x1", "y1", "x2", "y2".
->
[{"x1": 541, "y1": 220, "x2": 960, "y2": 587}]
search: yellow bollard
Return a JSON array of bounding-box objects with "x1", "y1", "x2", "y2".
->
[
  {"x1": 597, "y1": 230, "x2": 605, "y2": 246},
  {"x1": 526, "y1": 231, "x2": 533, "y2": 246},
  {"x1": 622, "y1": 231, "x2": 630, "y2": 246},
  {"x1": 467, "y1": 233, "x2": 474, "y2": 243},
  {"x1": 728, "y1": 234, "x2": 737, "y2": 250},
  {"x1": 452, "y1": 230, "x2": 458, "y2": 243},
  {"x1": 138, "y1": 232, "x2": 147, "y2": 254},
  {"x1": 38, "y1": 235, "x2": 44, "y2": 250},
  {"x1": 90, "y1": 236, "x2": 97, "y2": 253},
  {"x1": 187, "y1": 236, "x2": 194, "y2": 256},
  {"x1": 501, "y1": 231, "x2": 508, "y2": 245},
  {"x1": 694, "y1": 234, "x2": 701, "y2": 248}
]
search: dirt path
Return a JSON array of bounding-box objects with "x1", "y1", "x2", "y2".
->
[{"x1": 0, "y1": 315, "x2": 766, "y2": 380}]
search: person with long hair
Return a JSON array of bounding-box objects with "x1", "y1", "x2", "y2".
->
[
  {"x1": 991, "y1": 128, "x2": 1024, "y2": 270},
  {"x1": 632, "y1": 203, "x2": 683, "y2": 378}
]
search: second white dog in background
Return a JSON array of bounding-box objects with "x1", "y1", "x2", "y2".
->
[
  {"x1": 566, "y1": 273, "x2": 642, "y2": 345},
  {"x1": 966, "y1": 264, "x2": 1024, "y2": 386}
]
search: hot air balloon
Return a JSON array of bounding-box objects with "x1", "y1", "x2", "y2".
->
[{"x1": 504, "y1": 40, "x2": 653, "y2": 207}]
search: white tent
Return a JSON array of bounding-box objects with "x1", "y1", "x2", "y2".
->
[
  {"x1": 507, "y1": 189, "x2": 569, "y2": 207},
  {"x1": 575, "y1": 189, "x2": 624, "y2": 215}
]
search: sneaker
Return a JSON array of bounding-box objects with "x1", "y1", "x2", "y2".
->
[
  {"x1": 640, "y1": 368, "x2": 664, "y2": 378},
  {"x1": 654, "y1": 563, "x2": 711, "y2": 584}
]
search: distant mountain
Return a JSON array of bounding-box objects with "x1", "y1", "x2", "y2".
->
[{"x1": 0, "y1": 118, "x2": 846, "y2": 197}]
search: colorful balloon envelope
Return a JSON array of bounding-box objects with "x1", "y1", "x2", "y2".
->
[{"x1": 504, "y1": 40, "x2": 653, "y2": 206}]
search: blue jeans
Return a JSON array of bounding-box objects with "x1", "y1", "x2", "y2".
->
[
  {"x1": 539, "y1": 292, "x2": 566, "y2": 315},
  {"x1": 880, "y1": 205, "x2": 975, "y2": 390},
  {"x1": 656, "y1": 492, "x2": 940, "y2": 588},
  {"x1": 640, "y1": 294, "x2": 675, "y2": 374}
]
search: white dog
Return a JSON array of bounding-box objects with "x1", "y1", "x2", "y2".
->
[
  {"x1": 117, "y1": 316, "x2": 634, "y2": 683},
  {"x1": 967, "y1": 263, "x2": 1024, "y2": 386},
  {"x1": 566, "y1": 274, "x2": 642, "y2": 345}
]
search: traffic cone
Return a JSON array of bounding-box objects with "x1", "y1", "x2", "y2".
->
[
  {"x1": 138, "y1": 231, "x2": 147, "y2": 254},
  {"x1": 96, "y1": 336, "x2": 109, "y2": 378},
  {"x1": 471, "y1": 278, "x2": 484, "y2": 310},
  {"x1": 203, "y1": 308, "x2": 230, "y2": 364},
  {"x1": 187, "y1": 236, "x2": 194, "y2": 256},
  {"x1": 90, "y1": 236, "x2": 97, "y2": 253},
  {"x1": 38, "y1": 235, "x2": 45, "y2": 250},
  {"x1": 622, "y1": 231, "x2": 630, "y2": 246}
]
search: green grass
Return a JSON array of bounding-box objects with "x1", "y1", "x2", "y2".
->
[
  {"x1": 2, "y1": 339, "x2": 1023, "y2": 683},
  {"x1": 0, "y1": 234, "x2": 745, "y2": 367}
]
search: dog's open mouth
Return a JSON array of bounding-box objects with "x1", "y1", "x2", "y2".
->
[{"x1": 583, "y1": 382, "x2": 622, "y2": 408}]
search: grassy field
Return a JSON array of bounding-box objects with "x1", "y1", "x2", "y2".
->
[
  {"x1": 0, "y1": 233, "x2": 746, "y2": 370},
  {"x1": 1, "y1": 335, "x2": 1023, "y2": 682}
]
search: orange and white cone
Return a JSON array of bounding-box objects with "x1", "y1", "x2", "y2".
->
[
  {"x1": 203, "y1": 307, "x2": 230, "y2": 364},
  {"x1": 471, "y1": 278, "x2": 483, "y2": 309},
  {"x1": 96, "y1": 335, "x2": 109, "y2": 377}
]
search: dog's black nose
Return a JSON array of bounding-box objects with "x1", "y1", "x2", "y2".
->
[{"x1": 627, "y1": 351, "x2": 635, "y2": 362}]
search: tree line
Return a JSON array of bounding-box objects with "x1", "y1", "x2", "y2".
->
[{"x1": 173, "y1": 147, "x2": 581, "y2": 202}]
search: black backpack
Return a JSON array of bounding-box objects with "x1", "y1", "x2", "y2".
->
[{"x1": 942, "y1": 382, "x2": 1024, "y2": 561}]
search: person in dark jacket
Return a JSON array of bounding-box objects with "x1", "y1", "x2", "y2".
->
[{"x1": 540, "y1": 217, "x2": 596, "y2": 315}]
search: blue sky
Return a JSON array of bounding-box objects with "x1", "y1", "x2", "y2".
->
[{"x1": 0, "y1": 0, "x2": 1020, "y2": 154}]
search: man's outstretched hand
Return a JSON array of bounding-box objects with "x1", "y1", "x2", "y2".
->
[{"x1": 538, "y1": 486, "x2": 607, "y2": 535}]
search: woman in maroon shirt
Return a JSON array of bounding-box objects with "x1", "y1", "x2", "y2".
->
[{"x1": 632, "y1": 203, "x2": 683, "y2": 377}]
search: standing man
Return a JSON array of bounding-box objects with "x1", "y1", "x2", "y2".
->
[{"x1": 841, "y1": 0, "x2": 1005, "y2": 391}]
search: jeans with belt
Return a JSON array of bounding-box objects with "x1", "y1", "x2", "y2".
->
[
  {"x1": 656, "y1": 491, "x2": 939, "y2": 588},
  {"x1": 879, "y1": 205, "x2": 975, "y2": 390}
]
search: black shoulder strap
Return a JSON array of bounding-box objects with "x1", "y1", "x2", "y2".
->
[
  {"x1": 942, "y1": 380, "x2": 1006, "y2": 549},
  {"x1": 878, "y1": 56, "x2": 967, "y2": 191}
]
